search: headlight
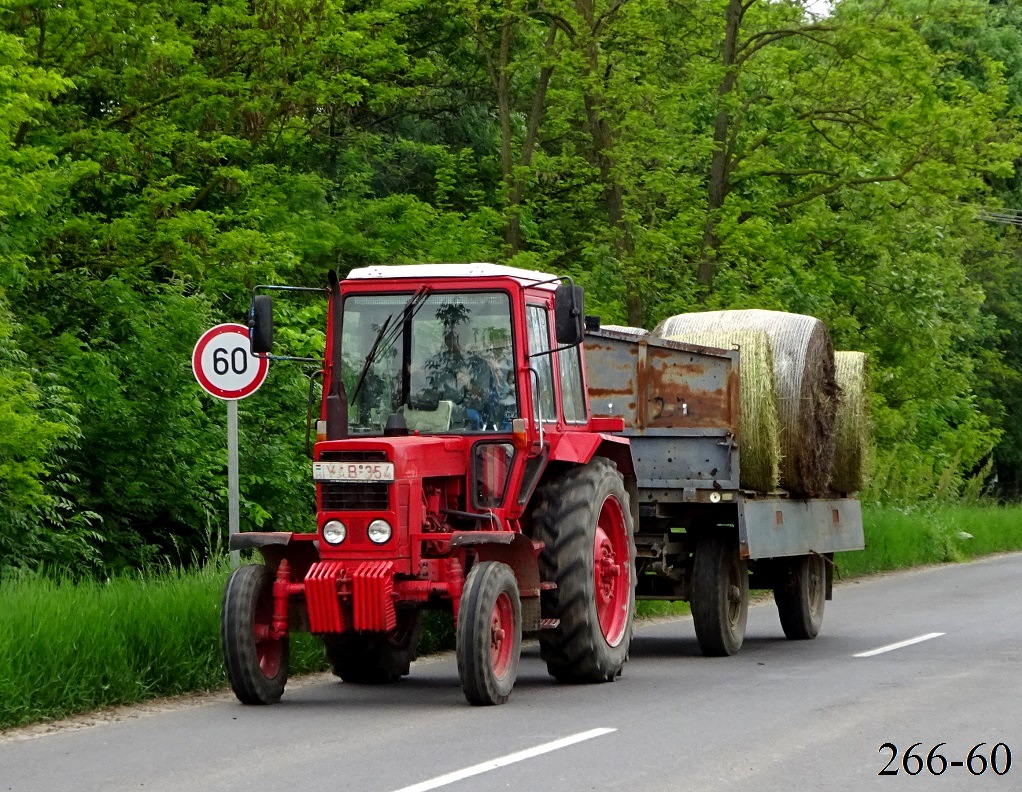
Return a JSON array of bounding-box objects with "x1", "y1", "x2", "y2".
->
[
  {"x1": 322, "y1": 520, "x2": 347, "y2": 545},
  {"x1": 367, "y1": 519, "x2": 392, "y2": 544}
]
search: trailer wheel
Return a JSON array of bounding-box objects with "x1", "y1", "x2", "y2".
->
[
  {"x1": 322, "y1": 610, "x2": 422, "y2": 684},
  {"x1": 533, "y1": 458, "x2": 635, "y2": 682},
  {"x1": 773, "y1": 554, "x2": 826, "y2": 640},
  {"x1": 456, "y1": 561, "x2": 522, "y2": 706},
  {"x1": 691, "y1": 533, "x2": 748, "y2": 657},
  {"x1": 221, "y1": 564, "x2": 289, "y2": 705}
]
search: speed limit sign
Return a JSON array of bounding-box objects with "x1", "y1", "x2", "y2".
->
[{"x1": 192, "y1": 323, "x2": 269, "y2": 400}]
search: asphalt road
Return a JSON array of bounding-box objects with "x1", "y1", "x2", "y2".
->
[{"x1": 2, "y1": 553, "x2": 1021, "y2": 792}]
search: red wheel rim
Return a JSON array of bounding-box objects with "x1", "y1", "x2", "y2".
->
[
  {"x1": 593, "y1": 495, "x2": 629, "y2": 647},
  {"x1": 254, "y1": 589, "x2": 282, "y2": 678},
  {"x1": 490, "y1": 591, "x2": 515, "y2": 678}
]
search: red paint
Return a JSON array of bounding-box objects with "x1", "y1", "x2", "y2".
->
[
  {"x1": 490, "y1": 591, "x2": 515, "y2": 678},
  {"x1": 351, "y1": 561, "x2": 397, "y2": 632},
  {"x1": 304, "y1": 561, "x2": 350, "y2": 634},
  {"x1": 593, "y1": 494, "x2": 630, "y2": 647}
]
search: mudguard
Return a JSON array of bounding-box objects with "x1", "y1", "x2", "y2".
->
[
  {"x1": 228, "y1": 532, "x2": 320, "y2": 574},
  {"x1": 548, "y1": 431, "x2": 635, "y2": 479}
]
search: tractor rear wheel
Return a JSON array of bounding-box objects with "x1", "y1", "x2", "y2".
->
[
  {"x1": 221, "y1": 564, "x2": 289, "y2": 705},
  {"x1": 773, "y1": 553, "x2": 826, "y2": 640},
  {"x1": 322, "y1": 610, "x2": 422, "y2": 684},
  {"x1": 691, "y1": 533, "x2": 748, "y2": 657},
  {"x1": 533, "y1": 457, "x2": 635, "y2": 682},
  {"x1": 456, "y1": 561, "x2": 522, "y2": 706}
]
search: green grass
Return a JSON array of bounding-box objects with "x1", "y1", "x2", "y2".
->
[
  {"x1": 1, "y1": 502, "x2": 1020, "y2": 730},
  {"x1": 836, "y1": 503, "x2": 1022, "y2": 578},
  {"x1": 0, "y1": 564, "x2": 326, "y2": 730}
]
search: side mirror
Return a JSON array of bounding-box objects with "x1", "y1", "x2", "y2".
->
[
  {"x1": 249, "y1": 294, "x2": 274, "y2": 353},
  {"x1": 554, "y1": 283, "x2": 584, "y2": 346}
]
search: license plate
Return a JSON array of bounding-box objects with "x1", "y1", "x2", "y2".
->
[{"x1": 313, "y1": 461, "x2": 395, "y2": 482}]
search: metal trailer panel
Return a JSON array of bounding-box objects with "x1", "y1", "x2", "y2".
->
[
  {"x1": 739, "y1": 497, "x2": 864, "y2": 560},
  {"x1": 584, "y1": 329, "x2": 741, "y2": 490}
]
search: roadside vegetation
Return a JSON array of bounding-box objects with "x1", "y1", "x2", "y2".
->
[
  {"x1": 2, "y1": 503, "x2": 1020, "y2": 731},
  {"x1": 837, "y1": 504, "x2": 1022, "y2": 577}
]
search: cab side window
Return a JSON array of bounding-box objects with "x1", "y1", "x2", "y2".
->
[
  {"x1": 526, "y1": 305, "x2": 556, "y2": 422},
  {"x1": 558, "y1": 344, "x2": 587, "y2": 423}
]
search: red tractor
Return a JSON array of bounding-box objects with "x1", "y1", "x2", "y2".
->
[{"x1": 222, "y1": 264, "x2": 636, "y2": 706}]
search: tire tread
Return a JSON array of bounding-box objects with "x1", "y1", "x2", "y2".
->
[
  {"x1": 457, "y1": 561, "x2": 521, "y2": 706},
  {"x1": 221, "y1": 564, "x2": 289, "y2": 705},
  {"x1": 532, "y1": 458, "x2": 635, "y2": 682},
  {"x1": 691, "y1": 533, "x2": 748, "y2": 657}
]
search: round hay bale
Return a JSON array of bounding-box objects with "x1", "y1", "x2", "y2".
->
[
  {"x1": 832, "y1": 351, "x2": 871, "y2": 493},
  {"x1": 655, "y1": 310, "x2": 839, "y2": 496},
  {"x1": 661, "y1": 330, "x2": 780, "y2": 493}
]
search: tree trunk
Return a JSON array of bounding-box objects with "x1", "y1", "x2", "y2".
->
[
  {"x1": 575, "y1": 0, "x2": 640, "y2": 324},
  {"x1": 506, "y1": 23, "x2": 558, "y2": 254},
  {"x1": 698, "y1": 0, "x2": 746, "y2": 289}
]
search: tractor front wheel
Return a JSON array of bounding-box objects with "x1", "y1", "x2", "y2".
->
[
  {"x1": 221, "y1": 564, "x2": 289, "y2": 705},
  {"x1": 456, "y1": 561, "x2": 522, "y2": 706},
  {"x1": 534, "y1": 457, "x2": 635, "y2": 682}
]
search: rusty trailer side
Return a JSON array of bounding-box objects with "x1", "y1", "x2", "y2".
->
[{"x1": 584, "y1": 327, "x2": 741, "y2": 494}]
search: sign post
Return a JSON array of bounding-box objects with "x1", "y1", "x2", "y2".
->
[
  {"x1": 192, "y1": 323, "x2": 269, "y2": 567},
  {"x1": 227, "y1": 399, "x2": 239, "y2": 566}
]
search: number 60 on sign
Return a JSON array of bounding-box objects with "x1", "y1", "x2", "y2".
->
[{"x1": 192, "y1": 323, "x2": 269, "y2": 400}]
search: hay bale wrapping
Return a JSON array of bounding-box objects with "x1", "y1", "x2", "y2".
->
[
  {"x1": 655, "y1": 309, "x2": 840, "y2": 496},
  {"x1": 599, "y1": 324, "x2": 649, "y2": 337},
  {"x1": 660, "y1": 330, "x2": 781, "y2": 493},
  {"x1": 832, "y1": 351, "x2": 871, "y2": 493}
]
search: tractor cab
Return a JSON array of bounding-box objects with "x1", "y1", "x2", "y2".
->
[{"x1": 226, "y1": 264, "x2": 635, "y2": 707}]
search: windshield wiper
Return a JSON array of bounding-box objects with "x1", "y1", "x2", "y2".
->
[{"x1": 350, "y1": 286, "x2": 430, "y2": 403}]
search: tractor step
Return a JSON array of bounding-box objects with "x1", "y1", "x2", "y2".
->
[{"x1": 539, "y1": 618, "x2": 560, "y2": 630}]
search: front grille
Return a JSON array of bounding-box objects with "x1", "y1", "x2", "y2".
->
[
  {"x1": 320, "y1": 451, "x2": 388, "y2": 463},
  {"x1": 318, "y1": 450, "x2": 391, "y2": 511},
  {"x1": 320, "y1": 481, "x2": 390, "y2": 511}
]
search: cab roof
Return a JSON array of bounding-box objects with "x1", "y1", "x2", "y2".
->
[{"x1": 345, "y1": 263, "x2": 561, "y2": 290}]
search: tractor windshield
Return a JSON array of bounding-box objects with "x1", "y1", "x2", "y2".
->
[{"x1": 340, "y1": 291, "x2": 517, "y2": 435}]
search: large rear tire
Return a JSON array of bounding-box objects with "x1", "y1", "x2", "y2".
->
[
  {"x1": 221, "y1": 564, "x2": 289, "y2": 705},
  {"x1": 773, "y1": 554, "x2": 826, "y2": 640},
  {"x1": 322, "y1": 610, "x2": 423, "y2": 684},
  {"x1": 691, "y1": 533, "x2": 748, "y2": 657},
  {"x1": 533, "y1": 458, "x2": 635, "y2": 682},
  {"x1": 457, "y1": 561, "x2": 522, "y2": 706}
]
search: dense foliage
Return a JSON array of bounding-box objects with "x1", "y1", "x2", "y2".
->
[{"x1": 2, "y1": 0, "x2": 1021, "y2": 575}]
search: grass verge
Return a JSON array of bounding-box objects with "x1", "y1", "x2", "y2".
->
[
  {"x1": 836, "y1": 503, "x2": 1022, "y2": 578},
  {"x1": 1, "y1": 502, "x2": 1019, "y2": 730},
  {"x1": 0, "y1": 565, "x2": 326, "y2": 730}
]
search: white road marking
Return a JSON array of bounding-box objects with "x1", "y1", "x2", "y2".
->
[
  {"x1": 388, "y1": 727, "x2": 617, "y2": 792},
  {"x1": 854, "y1": 632, "x2": 945, "y2": 658}
]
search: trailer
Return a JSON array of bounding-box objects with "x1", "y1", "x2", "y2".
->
[{"x1": 584, "y1": 327, "x2": 864, "y2": 654}]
